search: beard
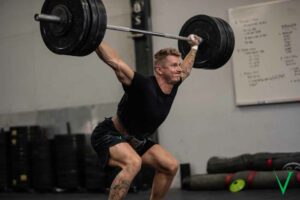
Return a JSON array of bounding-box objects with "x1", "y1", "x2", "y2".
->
[{"x1": 167, "y1": 74, "x2": 181, "y2": 84}]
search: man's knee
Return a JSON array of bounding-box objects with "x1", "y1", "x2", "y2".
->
[
  {"x1": 123, "y1": 155, "x2": 142, "y2": 175},
  {"x1": 166, "y1": 159, "x2": 179, "y2": 176}
]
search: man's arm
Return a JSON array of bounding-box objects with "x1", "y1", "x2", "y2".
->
[
  {"x1": 95, "y1": 42, "x2": 134, "y2": 86},
  {"x1": 180, "y1": 34, "x2": 201, "y2": 81}
]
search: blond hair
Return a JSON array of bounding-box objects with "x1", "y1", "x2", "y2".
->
[{"x1": 154, "y1": 48, "x2": 181, "y2": 65}]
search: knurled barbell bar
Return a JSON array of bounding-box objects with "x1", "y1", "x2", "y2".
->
[
  {"x1": 34, "y1": 0, "x2": 235, "y2": 70},
  {"x1": 34, "y1": 14, "x2": 196, "y2": 42}
]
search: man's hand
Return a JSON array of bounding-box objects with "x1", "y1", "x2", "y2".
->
[
  {"x1": 187, "y1": 34, "x2": 201, "y2": 50},
  {"x1": 180, "y1": 34, "x2": 201, "y2": 81}
]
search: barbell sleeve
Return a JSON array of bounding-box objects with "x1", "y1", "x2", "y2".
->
[{"x1": 34, "y1": 14, "x2": 62, "y2": 23}]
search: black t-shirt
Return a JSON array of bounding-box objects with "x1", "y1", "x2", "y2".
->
[{"x1": 117, "y1": 72, "x2": 181, "y2": 138}]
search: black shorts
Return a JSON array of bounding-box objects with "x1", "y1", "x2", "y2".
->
[{"x1": 90, "y1": 117, "x2": 157, "y2": 169}]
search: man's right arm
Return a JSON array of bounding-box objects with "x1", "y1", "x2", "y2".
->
[{"x1": 95, "y1": 42, "x2": 134, "y2": 86}]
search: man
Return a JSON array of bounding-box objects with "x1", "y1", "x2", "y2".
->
[{"x1": 91, "y1": 34, "x2": 200, "y2": 200}]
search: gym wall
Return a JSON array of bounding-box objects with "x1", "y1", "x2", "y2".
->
[
  {"x1": 0, "y1": 0, "x2": 134, "y2": 113},
  {"x1": 151, "y1": 0, "x2": 300, "y2": 188},
  {"x1": 0, "y1": 0, "x2": 300, "y2": 190}
]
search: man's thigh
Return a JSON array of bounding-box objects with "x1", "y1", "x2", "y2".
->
[{"x1": 108, "y1": 142, "x2": 140, "y2": 168}]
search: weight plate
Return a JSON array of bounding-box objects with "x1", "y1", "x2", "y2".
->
[
  {"x1": 229, "y1": 179, "x2": 246, "y2": 192},
  {"x1": 211, "y1": 18, "x2": 230, "y2": 68},
  {"x1": 224, "y1": 18, "x2": 235, "y2": 63},
  {"x1": 216, "y1": 18, "x2": 235, "y2": 67},
  {"x1": 73, "y1": 0, "x2": 98, "y2": 56},
  {"x1": 70, "y1": 0, "x2": 92, "y2": 55},
  {"x1": 214, "y1": 18, "x2": 230, "y2": 68},
  {"x1": 92, "y1": 0, "x2": 107, "y2": 54},
  {"x1": 207, "y1": 17, "x2": 228, "y2": 69},
  {"x1": 40, "y1": 0, "x2": 91, "y2": 55},
  {"x1": 75, "y1": 0, "x2": 107, "y2": 56},
  {"x1": 178, "y1": 15, "x2": 227, "y2": 70}
]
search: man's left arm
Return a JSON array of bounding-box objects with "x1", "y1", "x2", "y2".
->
[{"x1": 181, "y1": 34, "x2": 201, "y2": 81}]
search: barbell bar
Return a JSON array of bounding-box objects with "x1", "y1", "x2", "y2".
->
[
  {"x1": 34, "y1": 13, "x2": 195, "y2": 42},
  {"x1": 34, "y1": 0, "x2": 235, "y2": 70}
]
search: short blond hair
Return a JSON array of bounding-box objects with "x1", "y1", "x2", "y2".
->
[{"x1": 154, "y1": 48, "x2": 181, "y2": 65}]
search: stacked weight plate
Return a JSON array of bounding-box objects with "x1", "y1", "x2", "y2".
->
[
  {"x1": 215, "y1": 18, "x2": 235, "y2": 69},
  {"x1": 76, "y1": 134, "x2": 86, "y2": 188},
  {"x1": 39, "y1": 0, "x2": 107, "y2": 56},
  {"x1": 40, "y1": 0, "x2": 91, "y2": 55},
  {"x1": 74, "y1": 0, "x2": 107, "y2": 56},
  {"x1": 30, "y1": 127, "x2": 54, "y2": 191},
  {"x1": 53, "y1": 134, "x2": 86, "y2": 190},
  {"x1": 84, "y1": 145, "x2": 107, "y2": 192},
  {"x1": 9, "y1": 127, "x2": 31, "y2": 191},
  {"x1": 0, "y1": 129, "x2": 10, "y2": 191},
  {"x1": 178, "y1": 15, "x2": 235, "y2": 70}
]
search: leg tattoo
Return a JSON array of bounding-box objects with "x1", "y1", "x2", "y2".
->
[{"x1": 109, "y1": 179, "x2": 131, "y2": 200}]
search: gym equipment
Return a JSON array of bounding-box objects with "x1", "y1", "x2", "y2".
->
[
  {"x1": 30, "y1": 129, "x2": 54, "y2": 191},
  {"x1": 182, "y1": 170, "x2": 300, "y2": 190},
  {"x1": 9, "y1": 127, "x2": 31, "y2": 191},
  {"x1": 229, "y1": 179, "x2": 246, "y2": 192},
  {"x1": 178, "y1": 15, "x2": 234, "y2": 69},
  {"x1": 53, "y1": 134, "x2": 86, "y2": 190},
  {"x1": 34, "y1": 0, "x2": 235, "y2": 70},
  {"x1": 207, "y1": 152, "x2": 300, "y2": 174},
  {"x1": 0, "y1": 129, "x2": 9, "y2": 191}
]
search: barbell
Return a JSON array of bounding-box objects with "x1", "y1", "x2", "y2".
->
[{"x1": 34, "y1": 0, "x2": 235, "y2": 70}]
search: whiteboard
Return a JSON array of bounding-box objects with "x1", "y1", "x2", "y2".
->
[{"x1": 228, "y1": 0, "x2": 300, "y2": 106}]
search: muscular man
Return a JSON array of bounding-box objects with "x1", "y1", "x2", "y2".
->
[{"x1": 91, "y1": 34, "x2": 200, "y2": 200}]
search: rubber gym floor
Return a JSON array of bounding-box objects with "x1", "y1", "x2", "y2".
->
[{"x1": 0, "y1": 188, "x2": 300, "y2": 200}]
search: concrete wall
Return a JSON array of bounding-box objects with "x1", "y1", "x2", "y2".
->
[
  {"x1": 0, "y1": 102, "x2": 117, "y2": 138},
  {"x1": 0, "y1": 0, "x2": 134, "y2": 114}
]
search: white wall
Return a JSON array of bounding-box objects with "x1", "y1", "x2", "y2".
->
[
  {"x1": 151, "y1": 0, "x2": 300, "y2": 188},
  {"x1": 0, "y1": 0, "x2": 135, "y2": 114}
]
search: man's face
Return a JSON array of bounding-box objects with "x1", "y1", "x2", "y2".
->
[{"x1": 158, "y1": 55, "x2": 182, "y2": 84}]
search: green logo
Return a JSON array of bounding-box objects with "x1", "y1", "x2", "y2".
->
[{"x1": 274, "y1": 171, "x2": 294, "y2": 195}]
